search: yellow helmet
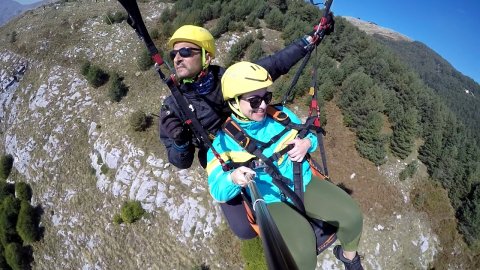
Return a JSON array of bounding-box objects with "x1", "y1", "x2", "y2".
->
[
  {"x1": 168, "y1": 25, "x2": 216, "y2": 58},
  {"x1": 221, "y1": 61, "x2": 272, "y2": 100}
]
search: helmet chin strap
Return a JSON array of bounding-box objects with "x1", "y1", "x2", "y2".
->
[
  {"x1": 228, "y1": 98, "x2": 249, "y2": 121},
  {"x1": 181, "y1": 48, "x2": 209, "y2": 84}
]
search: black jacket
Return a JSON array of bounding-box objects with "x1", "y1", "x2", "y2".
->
[{"x1": 159, "y1": 39, "x2": 308, "y2": 169}]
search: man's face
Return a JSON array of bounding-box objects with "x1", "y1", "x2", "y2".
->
[{"x1": 171, "y1": 42, "x2": 203, "y2": 80}]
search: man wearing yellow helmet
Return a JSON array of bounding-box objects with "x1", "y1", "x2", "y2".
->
[
  {"x1": 207, "y1": 62, "x2": 364, "y2": 270},
  {"x1": 159, "y1": 24, "x2": 326, "y2": 169},
  {"x1": 159, "y1": 23, "x2": 334, "y2": 240}
]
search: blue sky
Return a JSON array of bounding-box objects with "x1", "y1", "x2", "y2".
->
[{"x1": 331, "y1": 0, "x2": 480, "y2": 84}]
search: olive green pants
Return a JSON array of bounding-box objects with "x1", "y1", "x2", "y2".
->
[{"x1": 268, "y1": 177, "x2": 363, "y2": 270}]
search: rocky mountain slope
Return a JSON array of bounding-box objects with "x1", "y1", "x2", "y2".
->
[
  {"x1": 0, "y1": 1, "x2": 455, "y2": 269},
  {"x1": 343, "y1": 16, "x2": 412, "y2": 42}
]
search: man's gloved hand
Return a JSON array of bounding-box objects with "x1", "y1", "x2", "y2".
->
[
  {"x1": 323, "y1": 12, "x2": 335, "y2": 35},
  {"x1": 160, "y1": 105, "x2": 191, "y2": 145},
  {"x1": 306, "y1": 12, "x2": 335, "y2": 47},
  {"x1": 171, "y1": 126, "x2": 191, "y2": 145}
]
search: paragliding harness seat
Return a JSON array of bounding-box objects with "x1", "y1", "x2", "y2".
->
[{"x1": 222, "y1": 104, "x2": 337, "y2": 255}]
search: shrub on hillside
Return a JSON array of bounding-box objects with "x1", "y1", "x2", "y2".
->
[
  {"x1": 211, "y1": 15, "x2": 231, "y2": 38},
  {"x1": 80, "y1": 61, "x2": 90, "y2": 76},
  {"x1": 104, "y1": 11, "x2": 128, "y2": 25},
  {"x1": 225, "y1": 33, "x2": 254, "y2": 66},
  {"x1": 129, "y1": 111, "x2": 148, "y2": 132},
  {"x1": 113, "y1": 213, "x2": 123, "y2": 224},
  {"x1": 16, "y1": 200, "x2": 38, "y2": 243},
  {"x1": 4, "y1": 242, "x2": 28, "y2": 270},
  {"x1": 247, "y1": 40, "x2": 264, "y2": 62},
  {"x1": 0, "y1": 195, "x2": 21, "y2": 246},
  {"x1": 137, "y1": 49, "x2": 154, "y2": 71},
  {"x1": 81, "y1": 62, "x2": 109, "y2": 88},
  {"x1": 399, "y1": 160, "x2": 418, "y2": 181},
  {"x1": 264, "y1": 7, "x2": 284, "y2": 31},
  {"x1": 14, "y1": 182, "x2": 32, "y2": 202},
  {"x1": 0, "y1": 245, "x2": 8, "y2": 270},
  {"x1": 0, "y1": 182, "x2": 13, "y2": 201},
  {"x1": 120, "y1": 201, "x2": 145, "y2": 224},
  {"x1": 0, "y1": 155, "x2": 13, "y2": 181},
  {"x1": 108, "y1": 73, "x2": 129, "y2": 102}
]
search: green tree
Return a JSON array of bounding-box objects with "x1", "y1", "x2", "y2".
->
[
  {"x1": 137, "y1": 48, "x2": 154, "y2": 71},
  {"x1": 268, "y1": 0, "x2": 287, "y2": 13},
  {"x1": 247, "y1": 40, "x2": 264, "y2": 62},
  {"x1": 108, "y1": 73, "x2": 129, "y2": 102},
  {"x1": 14, "y1": 182, "x2": 32, "y2": 202},
  {"x1": 81, "y1": 62, "x2": 109, "y2": 88},
  {"x1": 0, "y1": 195, "x2": 21, "y2": 246},
  {"x1": 399, "y1": 160, "x2": 418, "y2": 181},
  {"x1": 129, "y1": 111, "x2": 148, "y2": 132},
  {"x1": 9, "y1": 31, "x2": 17, "y2": 44},
  {"x1": 356, "y1": 112, "x2": 386, "y2": 165},
  {"x1": 4, "y1": 242, "x2": 26, "y2": 270},
  {"x1": 281, "y1": 19, "x2": 309, "y2": 45},
  {"x1": 264, "y1": 7, "x2": 284, "y2": 31},
  {"x1": 120, "y1": 201, "x2": 145, "y2": 224},
  {"x1": 390, "y1": 108, "x2": 418, "y2": 159},
  {"x1": 16, "y1": 200, "x2": 38, "y2": 243},
  {"x1": 0, "y1": 245, "x2": 8, "y2": 269},
  {"x1": 0, "y1": 155, "x2": 13, "y2": 181},
  {"x1": 211, "y1": 15, "x2": 231, "y2": 38},
  {"x1": 225, "y1": 34, "x2": 254, "y2": 66},
  {"x1": 458, "y1": 184, "x2": 480, "y2": 247}
]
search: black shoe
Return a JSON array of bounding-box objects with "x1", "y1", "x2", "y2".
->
[{"x1": 333, "y1": 245, "x2": 364, "y2": 270}]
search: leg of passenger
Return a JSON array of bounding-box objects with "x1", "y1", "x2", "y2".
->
[
  {"x1": 268, "y1": 202, "x2": 317, "y2": 270},
  {"x1": 219, "y1": 194, "x2": 257, "y2": 240},
  {"x1": 303, "y1": 178, "x2": 363, "y2": 252}
]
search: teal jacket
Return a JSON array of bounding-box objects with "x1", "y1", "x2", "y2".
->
[{"x1": 206, "y1": 106, "x2": 318, "y2": 204}]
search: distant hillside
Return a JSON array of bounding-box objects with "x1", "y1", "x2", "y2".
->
[
  {"x1": 345, "y1": 16, "x2": 480, "y2": 135},
  {"x1": 343, "y1": 16, "x2": 412, "y2": 42},
  {"x1": 0, "y1": 0, "x2": 47, "y2": 26}
]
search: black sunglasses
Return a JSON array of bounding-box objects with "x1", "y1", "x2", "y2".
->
[
  {"x1": 169, "y1": 47, "x2": 201, "y2": 60},
  {"x1": 243, "y1": 92, "x2": 273, "y2": 109}
]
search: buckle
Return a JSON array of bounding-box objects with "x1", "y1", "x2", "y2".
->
[{"x1": 251, "y1": 159, "x2": 267, "y2": 169}]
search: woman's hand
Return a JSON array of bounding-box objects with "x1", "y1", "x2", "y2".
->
[
  {"x1": 286, "y1": 138, "x2": 311, "y2": 162},
  {"x1": 231, "y1": 166, "x2": 256, "y2": 187}
]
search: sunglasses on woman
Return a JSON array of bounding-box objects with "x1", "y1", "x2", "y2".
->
[
  {"x1": 169, "y1": 47, "x2": 202, "y2": 60},
  {"x1": 243, "y1": 92, "x2": 273, "y2": 109}
]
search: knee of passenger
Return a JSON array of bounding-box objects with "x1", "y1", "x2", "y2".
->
[{"x1": 343, "y1": 208, "x2": 364, "y2": 230}]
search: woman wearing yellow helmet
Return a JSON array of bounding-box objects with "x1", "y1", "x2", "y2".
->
[{"x1": 206, "y1": 62, "x2": 364, "y2": 270}]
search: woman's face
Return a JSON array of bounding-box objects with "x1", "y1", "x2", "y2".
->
[{"x1": 238, "y1": 88, "x2": 272, "y2": 121}]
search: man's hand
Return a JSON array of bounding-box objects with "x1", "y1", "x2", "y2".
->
[
  {"x1": 160, "y1": 105, "x2": 191, "y2": 145},
  {"x1": 286, "y1": 138, "x2": 311, "y2": 162}
]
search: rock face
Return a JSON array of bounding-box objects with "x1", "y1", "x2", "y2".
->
[
  {"x1": 343, "y1": 16, "x2": 413, "y2": 42},
  {"x1": 0, "y1": 1, "x2": 441, "y2": 269}
]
